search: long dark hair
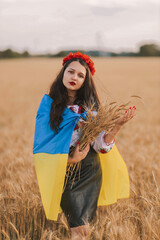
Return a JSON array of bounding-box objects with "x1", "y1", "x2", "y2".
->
[{"x1": 48, "y1": 58, "x2": 100, "y2": 133}]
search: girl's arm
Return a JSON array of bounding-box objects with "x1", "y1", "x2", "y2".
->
[{"x1": 91, "y1": 106, "x2": 136, "y2": 153}]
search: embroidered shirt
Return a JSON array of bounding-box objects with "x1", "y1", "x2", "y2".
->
[{"x1": 67, "y1": 104, "x2": 115, "y2": 153}]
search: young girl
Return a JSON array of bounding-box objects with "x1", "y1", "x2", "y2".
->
[{"x1": 33, "y1": 52, "x2": 136, "y2": 239}]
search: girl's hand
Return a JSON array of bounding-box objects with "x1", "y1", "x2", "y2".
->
[
  {"x1": 115, "y1": 106, "x2": 136, "y2": 127},
  {"x1": 68, "y1": 143, "x2": 90, "y2": 164}
]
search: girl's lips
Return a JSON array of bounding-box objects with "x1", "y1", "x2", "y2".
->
[{"x1": 69, "y1": 82, "x2": 76, "y2": 86}]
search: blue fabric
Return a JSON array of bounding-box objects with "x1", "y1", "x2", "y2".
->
[{"x1": 33, "y1": 94, "x2": 88, "y2": 154}]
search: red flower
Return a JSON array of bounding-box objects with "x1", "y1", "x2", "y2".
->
[
  {"x1": 62, "y1": 52, "x2": 95, "y2": 76},
  {"x1": 100, "y1": 149, "x2": 108, "y2": 153}
]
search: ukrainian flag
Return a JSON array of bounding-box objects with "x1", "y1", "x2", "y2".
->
[{"x1": 33, "y1": 94, "x2": 130, "y2": 221}]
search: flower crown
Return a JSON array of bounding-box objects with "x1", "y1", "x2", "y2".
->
[{"x1": 62, "y1": 51, "x2": 95, "y2": 76}]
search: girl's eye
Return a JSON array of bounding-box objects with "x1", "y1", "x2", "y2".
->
[{"x1": 68, "y1": 71, "x2": 84, "y2": 78}]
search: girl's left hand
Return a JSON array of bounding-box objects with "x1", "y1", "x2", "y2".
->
[{"x1": 115, "y1": 106, "x2": 136, "y2": 127}]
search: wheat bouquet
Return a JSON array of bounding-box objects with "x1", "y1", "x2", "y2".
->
[{"x1": 63, "y1": 100, "x2": 131, "y2": 190}]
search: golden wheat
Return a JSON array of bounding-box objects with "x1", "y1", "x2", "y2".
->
[{"x1": 0, "y1": 57, "x2": 159, "y2": 239}]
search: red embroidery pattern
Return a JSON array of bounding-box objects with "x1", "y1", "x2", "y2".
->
[
  {"x1": 78, "y1": 105, "x2": 81, "y2": 114},
  {"x1": 100, "y1": 149, "x2": 108, "y2": 153},
  {"x1": 74, "y1": 125, "x2": 79, "y2": 130},
  {"x1": 69, "y1": 106, "x2": 76, "y2": 112}
]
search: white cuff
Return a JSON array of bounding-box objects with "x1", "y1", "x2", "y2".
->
[{"x1": 91, "y1": 131, "x2": 115, "y2": 153}]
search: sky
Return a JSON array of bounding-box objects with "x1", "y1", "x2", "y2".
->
[{"x1": 0, "y1": 0, "x2": 160, "y2": 54}]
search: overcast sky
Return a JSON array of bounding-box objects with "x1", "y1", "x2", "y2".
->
[{"x1": 0, "y1": 0, "x2": 160, "y2": 54}]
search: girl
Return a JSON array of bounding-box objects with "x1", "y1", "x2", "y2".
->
[{"x1": 33, "y1": 52, "x2": 136, "y2": 240}]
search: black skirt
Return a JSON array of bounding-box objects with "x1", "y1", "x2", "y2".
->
[{"x1": 60, "y1": 146, "x2": 102, "y2": 228}]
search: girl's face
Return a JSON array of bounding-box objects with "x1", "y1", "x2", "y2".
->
[{"x1": 62, "y1": 61, "x2": 86, "y2": 96}]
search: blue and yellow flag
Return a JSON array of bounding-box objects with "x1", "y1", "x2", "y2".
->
[{"x1": 33, "y1": 94, "x2": 130, "y2": 221}]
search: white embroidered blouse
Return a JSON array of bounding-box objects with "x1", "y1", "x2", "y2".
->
[{"x1": 67, "y1": 104, "x2": 115, "y2": 153}]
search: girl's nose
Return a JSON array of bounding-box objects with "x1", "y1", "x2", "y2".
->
[{"x1": 72, "y1": 73, "x2": 78, "y2": 79}]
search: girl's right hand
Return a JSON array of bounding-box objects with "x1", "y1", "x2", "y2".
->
[{"x1": 68, "y1": 143, "x2": 90, "y2": 164}]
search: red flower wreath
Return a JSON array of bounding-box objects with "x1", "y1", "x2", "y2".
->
[{"x1": 62, "y1": 52, "x2": 95, "y2": 76}]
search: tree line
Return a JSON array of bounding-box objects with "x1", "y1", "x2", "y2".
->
[{"x1": 0, "y1": 43, "x2": 160, "y2": 59}]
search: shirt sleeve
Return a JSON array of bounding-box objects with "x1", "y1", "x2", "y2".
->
[{"x1": 91, "y1": 131, "x2": 115, "y2": 153}]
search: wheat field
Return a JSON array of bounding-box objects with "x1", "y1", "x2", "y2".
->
[{"x1": 0, "y1": 57, "x2": 160, "y2": 240}]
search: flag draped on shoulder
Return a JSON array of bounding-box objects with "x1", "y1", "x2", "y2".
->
[{"x1": 33, "y1": 94, "x2": 130, "y2": 221}]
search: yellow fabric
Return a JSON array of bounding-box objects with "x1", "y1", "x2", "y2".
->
[
  {"x1": 33, "y1": 153, "x2": 68, "y2": 220},
  {"x1": 33, "y1": 144, "x2": 130, "y2": 221},
  {"x1": 98, "y1": 144, "x2": 130, "y2": 206}
]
